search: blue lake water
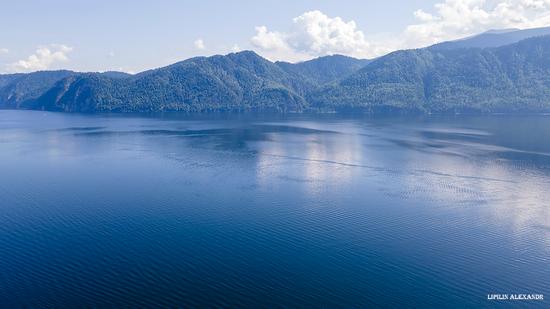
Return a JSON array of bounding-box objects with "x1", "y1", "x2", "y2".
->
[{"x1": 0, "y1": 110, "x2": 548, "y2": 307}]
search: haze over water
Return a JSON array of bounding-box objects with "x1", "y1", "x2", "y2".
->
[{"x1": 0, "y1": 110, "x2": 548, "y2": 307}]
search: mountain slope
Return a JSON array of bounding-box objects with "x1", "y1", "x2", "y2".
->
[
  {"x1": 0, "y1": 70, "x2": 77, "y2": 108},
  {"x1": 0, "y1": 70, "x2": 134, "y2": 109},
  {"x1": 30, "y1": 51, "x2": 312, "y2": 112},
  {"x1": 310, "y1": 35, "x2": 550, "y2": 113},
  {"x1": 0, "y1": 74, "x2": 24, "y2": 88},
  {"x1": 276, "y1": 55, "x2": 370, "y2": 85},
  {"x1": 431, "y1": 26, "x2": 550, "y2": 50}
]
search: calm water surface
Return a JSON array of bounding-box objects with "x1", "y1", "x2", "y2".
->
[{"x1": 0, "y1": 110, "x2": 548, "y2": 307}]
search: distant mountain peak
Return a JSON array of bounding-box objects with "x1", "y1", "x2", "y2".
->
[
  {"x1": 274, "y1": 54, "x2": 371, "y2": 85},
  {"x1": 225, "y1": 50, "x2": 268, "y2": 62},
  {"x1": 431, "y1": 26, "x2": 550, "y2": 50},
  {"x1": 482, "y1": 28, "x2": 520, "y2": 35},
  {"x1": 229, "y1": 50, "x2": 261, "y2": 57}
]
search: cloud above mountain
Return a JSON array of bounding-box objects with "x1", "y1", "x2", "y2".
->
[
  {"x1": 8, "y1": 44, "x2": 73, "y2": 72},
  {"x1": 194, "y1": 38, "x2": 206, "y2": 50},
  {"x1": 251, "y1": 10, "x2": 384, "y2": 61},
  {"x1": 3, "y1": 1, "x2": 550, "y2": 71},
  {"x1": 403, "y1": 0, "x2": 550, "y2": 48},
  {"x1": 251, "y1": 0, "x2": 550, "y2": 61}
]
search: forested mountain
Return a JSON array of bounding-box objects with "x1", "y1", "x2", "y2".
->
[
  {"x1": 29, "y1": 51, "x2": 312, "y2": 112},
  {"x1": 1, "y1": 30, "x2": 550, "y2": 114},
  {"x1": 0, "y1": 70, "x2": 133, "y2": 109},
  {"x1": 0, "y1": 74, "x2": 23, "y2": 88},
  {"x1": 276, "y1": 55, "x2": 371, "y2": 85},
  {"x1": 310, "y1": 35, "x2": 550, "y2": 113},
  {"x1": 24, "y1": 53, "x2": 374, "y2": 112},
  {"x1": 0, "y1": 53, "x2": 371, "y2": 112},
  {"x1": 0, "y1": 70, "x2": 77, "y2": 108},
  {"x1": 431, "y1": 26, "x2": 550, "y2": 50}
]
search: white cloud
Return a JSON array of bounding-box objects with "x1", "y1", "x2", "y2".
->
[
  {"x1": 286, "y1": 11, "x2": 371, "y2": 56},
  {"x1": 402, "y1": 0, "x2": 550, "y2": 48},
  {"x1": 194, "y1": 38, "x2": 206, "y2": 50},
  {"x1": 413, "y1": 9, "x2": 437, "y2": 22},
  {"x1": 8, "y1": 44, "x2": 73, "y2": 72},
  {"x1": 251, "y1": 26, "x2": 290, "y2": 52},
  {"x1": 0, "y1": 48, "x2": 8, "y2": 54},
  {"x1": 251, "y1": 10, "x2": 378, "y2": 61},
  {"x1": 251, "y1": 2, "x2": 550, "y2": 61},
  {"x1": 108, "y1": 51, "x2": 115, "y2": 57}
]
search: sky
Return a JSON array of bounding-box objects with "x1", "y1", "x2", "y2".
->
[{"x1": 1, "y1": 0, "x2": 550, "y2": 73}]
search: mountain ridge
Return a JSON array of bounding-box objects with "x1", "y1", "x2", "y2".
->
[
  {"x1": 430, "y1": 26, "x2": 550, "y2": 50},
  {"x1": 311, "y1": 35, "x2": 550, "y2": 113},
  {"x1": 2, "y1": 28, "x2": 550, "y2": 114}
]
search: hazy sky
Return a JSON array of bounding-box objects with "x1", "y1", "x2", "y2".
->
[{"x1": 1, "y1": 0, "x2": 549, "y2": 73}]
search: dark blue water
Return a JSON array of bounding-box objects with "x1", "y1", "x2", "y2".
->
[{"x1": 0, "y1": 110, "x2": 548, "y2": 307}]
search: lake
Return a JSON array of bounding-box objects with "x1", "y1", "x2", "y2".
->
[{"x1": 0, "y1": 110, "x2": 548, "y2": 307}]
